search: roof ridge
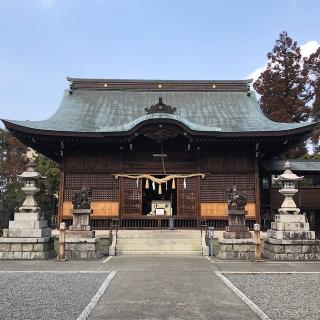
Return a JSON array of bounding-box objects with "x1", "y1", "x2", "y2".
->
[
  {"x1": 67, "y1": 78, "x2": 252, "y2": 93},
  {"x1": 67, "y1": 77, "x2": 252, "y2": 83}
]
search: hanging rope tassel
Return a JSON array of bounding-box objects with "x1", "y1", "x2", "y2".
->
[
  {"x1": 158, "y1": 184, "x2": 162, "y2": 195},
  {"x1": 172, "y1": 178, "x2": 176, "y2": 189},
  {"x1": 145, "y1": 178, "x2": 149, "y2": 189},
  {"x1": 183, "y1": 178, "x2": 186, "y2": 189},
  {"x1": 165, "y1": 181, "x2": 168, "y2": 190},
  {"x1": 136, "y1": 178, "x2": 139, "y2": 188},
  {"x1": 152, "y1": 181, "x2": 156, "y2": 190}
]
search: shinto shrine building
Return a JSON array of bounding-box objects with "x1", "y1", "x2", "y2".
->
[{"x1": 2, "y1": 78, "x2": 317, "y2": 230}]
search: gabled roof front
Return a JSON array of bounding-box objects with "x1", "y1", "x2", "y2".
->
[{"x1": 2, "y1": 78, "x2": 316, "y2": 137}]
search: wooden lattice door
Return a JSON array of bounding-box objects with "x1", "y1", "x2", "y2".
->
[
  {"x1": 177, "y1": 176, "x2": 199, "y2": 217},
  {"x1": 121, "y1": 177, "x2": 142, "y2": 216}
]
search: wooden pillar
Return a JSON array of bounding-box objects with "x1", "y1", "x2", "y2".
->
[
  {"x1": 57, "y1": 160, "x2": 65, "y2": 225},
  {"x1": 254, "y1": 157, "x2": 261, "y2": 224},
  {"x1": 118, "y1": 176, "x2": 123, "y2": 226},
  {"x1": 196, "y1": 175, "x2": 201, "y2": 227}
]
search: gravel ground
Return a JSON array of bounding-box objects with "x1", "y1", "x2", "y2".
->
[
  {"x1": 226, "y1": 273, "x2": 320, "y2": 320},
  {"x1": 0, "y1": 272, "x2": 110, "y2": 320}
]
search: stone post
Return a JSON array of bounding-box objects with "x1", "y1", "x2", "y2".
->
[
  {"x1": 58, "y1": 222, "x2": 66, "y2": 261},
  {"x1": 253, "y1": 223, "x2": 262, "y2": 261}
]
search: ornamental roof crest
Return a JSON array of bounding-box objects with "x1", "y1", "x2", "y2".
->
[{"x1": 145, "y1": 97, "x2": 177, "y2": 114}]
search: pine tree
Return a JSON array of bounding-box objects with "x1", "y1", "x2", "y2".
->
[{"x1": 253, "y1": 31, "x2": 311, "y2": 157}]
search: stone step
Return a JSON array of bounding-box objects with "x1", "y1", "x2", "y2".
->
[
  {"x1": 117, "y1": 238, "x2": 201, "y2": 245},
  {"x1": 116, "y1": 244, "x2": 202, "y2": 251},
  {"x1": 114, "y1": 230, "x2": 203, "y2": 255},
  {"x1": 116, "y1": 250, "x2": 203, "y2": 255},
  {"x1": 116, "y1": 231, "x2": 201, "y2": 239}
]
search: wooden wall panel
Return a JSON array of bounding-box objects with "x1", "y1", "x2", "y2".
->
[
  {"x1": 201, "y1": 174, "x2": 255, "y2": 202},
  {"x1": 177, "y1": 177, "x2": 199, "y2": 217},
  {"x1": 201, "y1": 203, "x2": 227, "y2": 216},
  {"x1": 64, "y1": 155, "x2": 123, "y2": 173},
  {"x1": 122, "y1": 178, "x2": 142, "y2": 215},
  {"x1": 62, "y1": 201, "x2": 119, "y2": 217},
  {"x1": 200, "y1": 151, "x2": 255, "y2": 173},
  {"x1": 63, "y1": 201, "x2": 73, "y2": 217},
  {"x1": 63, "y1": 174, "x2": 119, "y2": 202},
  {"x1": 91, "y1": 202, "x2": 119, "y2": 216},
  {"x1": 200, "y1": 202, "x2": 256, "y2": 217}
]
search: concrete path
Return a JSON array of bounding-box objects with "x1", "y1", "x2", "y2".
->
[
  {"x1": 0, "y1": 256, "x2": 319, "y2": 319},
  {"x1": 89, "y1": 256, "x2": 259, "y2": 320}
]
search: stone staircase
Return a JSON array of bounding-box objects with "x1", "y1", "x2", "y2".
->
[{"x1": 115, "y1": 230, "x2": 205, "y2": 255}]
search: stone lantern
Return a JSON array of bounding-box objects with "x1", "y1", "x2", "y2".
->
[
  {"x1": 0, "y1": 158, "x2": 55, "y2": 259},
  {"x1": 273, "y1": 161, "x2": 303, "y2": 215},
  {"x1": 263, "y1": 160, "x2": 319, "y2": 261},
  {"x1": 17, "y1": 159, "x2": 42, "y2": 213}
]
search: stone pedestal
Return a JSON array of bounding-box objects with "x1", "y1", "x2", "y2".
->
[
  {"x1": 64, "y1": 209, "x2": 101, "y2": 259},
  {"x1": 263, "y1": 214, "x2": 320, "y2": 260},
  {"x1": 0, "y1": 211, "x2": 55, "y2": 260},
  {"x1": 223, "y1": 209, "x2": 251, "y2": 239},
  {"x1": 218, "y1": 208, "x2": 254, "y2": 260},
  {"x1": 218, "y1": 239, "x2": 255, "y2": 260}
]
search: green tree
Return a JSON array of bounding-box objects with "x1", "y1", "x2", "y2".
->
[
  {"x1": 35, "y1": 153, "x2": 60, "y2": 222},
  {"x1": 0, "y1": 129, "x2": 60, "y2": 226},
  {"x1": 253, "y1": 31, "x2": 311, "y2": 157},
  {"x1": 0, "y1": 129, "x2": 26, "y2": 225}
]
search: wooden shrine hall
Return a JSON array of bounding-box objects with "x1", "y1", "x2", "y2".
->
[{"x1": 2, "y1": 78, "x2": 316, "y2": 230}]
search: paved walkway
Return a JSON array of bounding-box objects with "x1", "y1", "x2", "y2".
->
[
  {"x1": 0, "y1": 256, "x2": 319, "y2": 319},
  {"x1": 90, "y1": 256, "x2": 260, "y2": 320}
]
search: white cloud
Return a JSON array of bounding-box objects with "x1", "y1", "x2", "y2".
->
[
  {"x1": 246, "y1": 40, "x2": 320, "y2": 84},
  {"x1": 246, "y1": 66, "x2": 266, "y2": 82},
  {"x1": 39, "y1": 0, "x2": 55, "y2": 8},
  {"x1": 300, "y1": 40, "x2": 319, "y2": 57}
]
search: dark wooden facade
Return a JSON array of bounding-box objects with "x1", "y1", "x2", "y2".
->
[{"x1": 58, "y1": 137, "x2": 259, "y2": 229}]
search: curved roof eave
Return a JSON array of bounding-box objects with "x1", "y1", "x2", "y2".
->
[{"x1": 1, "y1": 118, "x2": 317, "y2": 139}]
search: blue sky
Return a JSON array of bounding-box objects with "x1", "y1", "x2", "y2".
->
[{"x1": 0, "y1": 0, "x2": 319, "y2": 123}]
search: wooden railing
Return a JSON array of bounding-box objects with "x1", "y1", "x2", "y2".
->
[
  {"x1": 120, "y1": 217, "x2": 198, "y2": 229},
  {"x1": 62, "y1": 218, "x2": 115, "y2": 229},
  {"x1": 62, "y1": 216, "x2": 256, "y2": 230}
]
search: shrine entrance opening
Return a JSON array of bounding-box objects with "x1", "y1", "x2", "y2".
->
[
  {"x1": 142, "y1": 175, "x2": 177, "y2": 216},
  {"x1": 120, "y1": 175, "x2": 201, "y2": 228}
]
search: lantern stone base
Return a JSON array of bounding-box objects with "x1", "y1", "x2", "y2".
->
[
  {"x1": 0, "y1": 237, "x2": 55, "y2": 259},
  {"x1": 263, "y1": 214, "x2": 320, "y2": 260},
  {"x1": 218, "y1": 239, "x2": 255, "y2": 260},
  {"x1": 64, "y1": 236, "x2": 101, "y2": 260},
  {"x1": 263, "y1": 238, "x2": 320, "y2": 260},
  {"x1": 0, "y1": 211, "x2": 55, "y2": 260}
]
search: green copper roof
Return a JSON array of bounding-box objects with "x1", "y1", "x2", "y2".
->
[
  {"x1": 262, "y1": 159, "x2": 320, "y2": 172},
  {"x1": 2, "y1": 80, "x2": 315, "y2": 135}
]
